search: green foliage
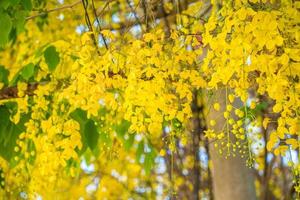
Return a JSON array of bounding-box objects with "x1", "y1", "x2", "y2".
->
[
  {"x1": 9, "y1": 63, "x2": 38, "y2": 85},
  {"x1": 0, "y1": 0, "x2": 22, "y2": 9},
  {"x1": 243, "y1": 102, "x2": 269, "y2": 120},
  {"x1": 20, "y1": 63, "x2": 35, "y2": 81},
  {"x1": 44, "y1": 46, "x2": 60, "y2": 72},
  {"x1": 13, "y1": 11, "x2": 27, "y2": 34},
  {"x1": 21, "y1": 0, "x2": 32, "y2": 11},
  {"x1": 0, "y1": 168, "x2": 4, "y2": 189},
  {"x1": 0, "y1": 105, "x2": 29, "y2": 162},
  {"x1": 0, "y1": 106, "x2": 10, "y2": 135},
  {"x1": 144, "y1": 149, "x2": 156, "y2": 174},
  {"x1": 136, "y1": 141, "x2": 156, "y2": 174},
  {"x1": 84, "y1": 120, "x2": 99, "y2": 151},
  {"x1": 172, "y1": 118, "x2": 183, "y2": 131},
  {"x1": 253, "y1": 102, "x2": 268, "y2": 114},
  {"x1": 70, "y1": 108, "x2": 89, "y2": 153},
  {"x1": 114, "y1": 120, "x2": 131, "y2": 137},
  {"x1": 114, "y1": 120, "x2": 134, "y2": 151},
  {"x1": 70, "y1": 109, "x2": 103, "y2": 154},
  {"x1": 136, "y1": 141, "x2": 144, "y2": 163},
  {"x1": 0, "y1": 0, "x2": 11, "y2": 10},
  {"x1": 0, "y1": 0, "x2": 32, "y2": 46},
  {"x1": 0, "y1": 12, "x2": 12, "y2": 46},
  {"x1": 0, "y1": 66, "x2": 9, "y2": 86}
]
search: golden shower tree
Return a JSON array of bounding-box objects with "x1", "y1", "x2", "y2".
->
[{"x1": 0, "y1": 0, "x2": 299, "y2": 199}]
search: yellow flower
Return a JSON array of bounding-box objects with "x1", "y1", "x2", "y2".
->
[
  {"x1": 224, "y1": 111, "x2": 230, "y2": 119},
  {"x1": 250, "y1": 101, "x2": 256, "y2": 109},
  {"x1": 159, "y1": 149, "x2": 166, "y2": 156},
  {"x1": 210, "y1": 120, "x2": 216, "y2": 126},
  {"x1": 263, "y1": 117, "x2": 270, "y2": 130},
  {"x1": 213, "y1": 103, "x2": 220, "y2": 111},
  {"x1": 17, "y1": 82, "x2": 27, "y2": 97}
]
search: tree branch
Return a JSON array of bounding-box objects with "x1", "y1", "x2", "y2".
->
[
  {"x1": 26, "y1": 0, "x2": 82, "y2": 20},
  {"x1": 91, "y1": 0, "x2": 109, "y2": 49},
  {"x1": 0, "y1": 83, "x2": 38, "y2": 100},
  {"x1": 100, "y1": 2, "x2": 211, "y2": 31}
]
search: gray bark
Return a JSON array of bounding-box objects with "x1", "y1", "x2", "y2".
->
[{"x1": 205, "y1": 89, "x2": 257, "y2": 200}]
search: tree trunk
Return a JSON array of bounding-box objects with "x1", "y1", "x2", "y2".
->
[{"x1": 205, "y1": 89, "x2": 257, "y2": 200}]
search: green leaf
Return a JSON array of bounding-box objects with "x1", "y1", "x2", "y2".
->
[
  {"x1": 70, "y1": 109, "x2": 87, "y2": 122},
  {"x1": 10, "y1": 0, "x2": 21, "y2": 6},
  {"x1": 20, "y1": 63, "x2": 35, "y2": 80},
  {"x1": 0, "y1": 12, "x2": 12, "y2": 46},
  {"x1": 172, "y1": 118, "x2": 182, "y2": 130},
  {"x1": 114, "y1": 120, "x2": 131, "y2": 137},
  {"x1": 70, "y1": 109, "x2": 88, "y2": 153},
  {"x1": 144, "y1": 144, "x2": 156, "y2": 174},
  {"x1": 136, "y1": 141, "x2": 144, "y2": 163},
  {"x1": 21, "y1": 0, "x2": 32, "y2": 10},
  {"x1": 255, "y1": 102, "x2": 268, "y2": 111},
  {"x1": 0, "y1": 0, "x2": 11, "y2": 9},
  {"x1": 144, "y1": 152, "x2": 155, "y2": 174},
  {"x1": 0, "y1": 106, "x2": 29, "y2": 162},
  {"x1": 0, "y1": 0, "x2": 20, "y2": 8},
  {"x1": 14, "y1": 11, "x2": 27, "y2": 34},
  {"x1": 0, "y1": 168, "x2": 4, "y2": 189},
  {"x1": 44, "y1": 45, "x2": 60, "y2": 72},
  {"x1": 9, "y1": 62, "x2": 36, "y2": 85},
  {"x1": 84, "y1": 120, "x2": 99, "y2": 151},
  {"x1": 9, "y1": 72, "x2": 20, "y2": 86},
  {"x1": 124, "y1": 133, "x2": 135, "y2": 151},
  {"x1": 0, "y1": 66, "x2": 9, "y2": 85},
  {"x1": 25, "y1": 139, "x2": 36, "y2": 165},
  {"x1": 113, "y1": 119, "x2": 135, "y2": 151},
  {"x1": 0, "y1": 124, "x2": 21, "y2": 161},
  {"x1": 0, "y1": 106, "x2": 10, "y2": 137},
  {"x1": 99, "y1": 131, "x2": 112, "y2": 147}
]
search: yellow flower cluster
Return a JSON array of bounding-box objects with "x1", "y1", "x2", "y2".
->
[{"x1": 202, "y1": 0, "x2": 300, "y2": 157}]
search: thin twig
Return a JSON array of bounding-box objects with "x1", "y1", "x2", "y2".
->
[
  {"x1": 91, "y1": 0, "x2": 109, "y2": 49},
  {"x1": 160, "y1": 0, "x2": 171, "y2": 37},
  {"x1": 141, "y1": 0, "x2": 149, "y2": 31},
  {"x1": 26, "y1": 0, "x2": 82, "y2": 20},
  {"x1": 126, "y1": 0, "x2": 143, "y2": 30},
  {"x1": 96, "y1": 0, "x2": 114, "y2": 16},
  {"x1": 81, "y1": 0, "x2": 101, "y2": 55}
]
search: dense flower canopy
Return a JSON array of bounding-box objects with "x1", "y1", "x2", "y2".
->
[{"x1": 0, "y1": 0, "x2": 299, "y2": 199}]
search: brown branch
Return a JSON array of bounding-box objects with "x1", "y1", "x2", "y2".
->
[
  {"x1": 100, "y1": 2, "x2": 210, "y2": 31},
  {"x1": 126, "y1": 0, "x2": 143, "y2": 31},
  {"x1": 26, "y1": 0, "x2": 82, "y2": 20},
  {"x1": 0, "y1": 69, "x2": 156, "y2": 100},
  {"x1": 96, "y1": 0, "x2": 112, "y2": 16},
  {"x1": 91, "y1": 0, "x2": 109, "y2": 49},
  {"x1": 81, "y1": 0, "x2": 101, "y2": 55},
  {"x1": 0, "y1": 83, "x2": 38, "y2": 100},
  {"x1": 160, "y1": 0, "x2": 171, "y2": 37},
  {"x1": 141, "y1": 0, "x2": 150, "y2": 31},
  {"x1": 191, "y1": 90, "x2": 202, "y2": 200}
]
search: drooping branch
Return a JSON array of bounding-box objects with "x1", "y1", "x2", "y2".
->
[{"x1": 0, "y1": 1, "x2": 212, "y2": 101}]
